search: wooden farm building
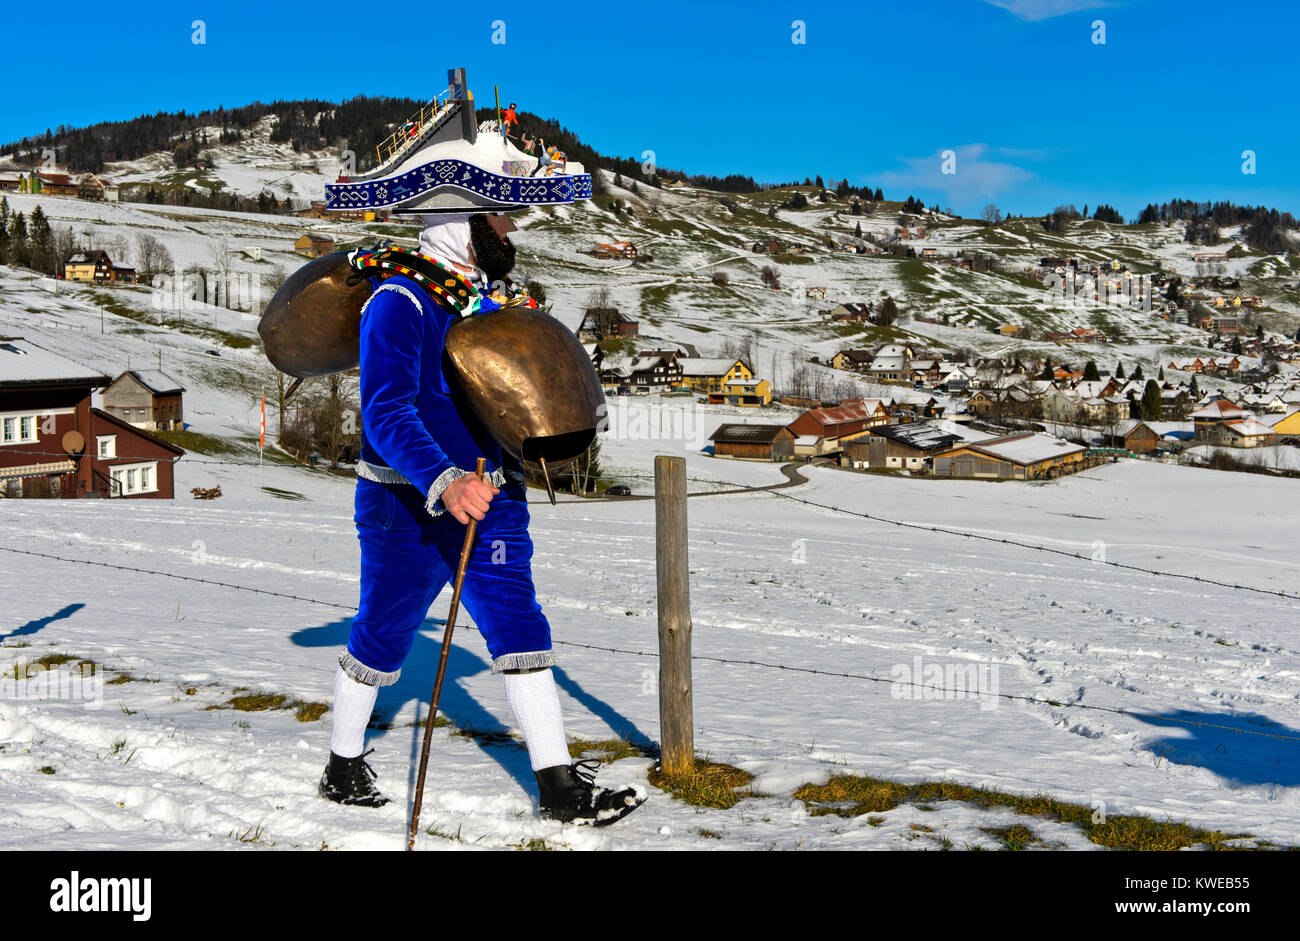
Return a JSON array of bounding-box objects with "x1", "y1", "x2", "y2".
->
[
  {"x1": 708, "y1": 423, "x2": 795, "y2": 461},
  {"x1": 933, "y1": 433, "x2": 1086, "y2": 480},
  {"x1": 101, "y1": 370, "x2": 186, "y2": 432}
]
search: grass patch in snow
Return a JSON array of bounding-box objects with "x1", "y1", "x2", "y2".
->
[
  {"x1": 647, "y1": 757, "x2": 757, "y2": 810},
  {"x1": 567, "y1": 737, "x2": 648, "y2": 763},
  {"x1": 981, "y1": 823, "x2": 1041, "y2": 851},
  {"x1": 206, "y1": 692, "x2": 329, "y2": 722},
  {"x1": 154, "y1": 428, "x2": 245, "y2": 457},
  {"x1": 793, "y1": 774, "x2": 1268, "y2": 851}
]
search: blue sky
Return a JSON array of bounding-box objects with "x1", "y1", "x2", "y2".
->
[{"x1": 6, "y1": 0, "x2": 1296, "y2": 220}]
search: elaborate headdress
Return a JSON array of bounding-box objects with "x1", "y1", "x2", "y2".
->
[{"x1": 324, "y1": 68, "x2": 591, "y2": 215}]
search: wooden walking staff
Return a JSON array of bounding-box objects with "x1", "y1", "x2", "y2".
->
[{"x1": 407, "y1": 457, "x2": 486, "y2": 851}]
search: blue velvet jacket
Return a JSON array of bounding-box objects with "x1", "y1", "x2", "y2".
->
[{"x1": 356, "y1": 273, "x2": 516, "y2": 514}]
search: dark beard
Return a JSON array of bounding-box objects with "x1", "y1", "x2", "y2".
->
[{"x1": 469, "y1": 214, "x2": 517, "y2": 285}]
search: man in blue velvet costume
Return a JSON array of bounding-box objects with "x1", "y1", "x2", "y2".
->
[{"x1": 318, "y1": 212, "x2": 644, "y2": 826}]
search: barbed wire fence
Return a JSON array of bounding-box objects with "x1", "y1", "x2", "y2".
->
[{"x1": 2, "y1": 543, "x2": 1297, "y2": 745}]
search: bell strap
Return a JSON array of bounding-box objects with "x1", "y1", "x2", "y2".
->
[{"x1": 348, "y1": 245, "x2": 480, "y2": 318}]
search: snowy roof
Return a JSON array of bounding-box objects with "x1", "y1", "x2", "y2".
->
[
  {"x1": 677, "y1": 358, "x2": 740, "y2": 377},
  {"x1": 869, "y1": 422, "x2": 960, "y2": 451},
  {"x1": 870, "y1": 355, "x2": 907, "y2": 371},
  {"x1": 709, "y1": 423, "x2": 789, "y2": 444},
  {"x1": 1190, "y1": 399, "x2": 1248, "y2": 420},
  {"x1": 116, "y1": 370, "x2": 185, "y2": 395},
  {"x1": 945, "y1": 433, "x2": 1085, "y2": 465},
  {"x1": 927, "y1": 419, "x2": 997, "y2": 443},
  {"x1": 0, "y1": 338, "x2": 112, "y2": 388},
  {"x1": 1222, "y1": 419, "x2": 1273, "y2": 437}
]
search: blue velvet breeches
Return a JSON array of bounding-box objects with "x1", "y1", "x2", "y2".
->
[{"x1": 342, "y1": 478, "x2": 554, "y2": 684}]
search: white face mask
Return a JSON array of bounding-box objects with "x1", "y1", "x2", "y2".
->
[{"x1": 417, "y1": 215, "x2": 482, "y2": 280}]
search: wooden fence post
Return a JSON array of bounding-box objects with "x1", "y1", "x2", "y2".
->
[{"x1": 654, "y1": 455, "x2": 693, "y2": 773}]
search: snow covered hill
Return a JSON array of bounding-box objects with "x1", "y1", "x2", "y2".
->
[{"x1": 3, "y1": 126, "x2": 1300, "y2": 851}]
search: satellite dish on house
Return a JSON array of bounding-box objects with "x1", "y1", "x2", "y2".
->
[{"x1": 62, "y1": 430, "x2": 85, "y2": 455}]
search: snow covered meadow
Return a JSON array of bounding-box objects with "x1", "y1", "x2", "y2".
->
[{"x1": 3, "y1": 418, "x2": 1299, "y2": 850}]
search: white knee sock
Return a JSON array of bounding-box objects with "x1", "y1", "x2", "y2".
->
[
  {"x1": 503, "y1": 668, "x2": 570, "y2": 772},
  {"x1": 330, "y1": 666, "x2": 379, "y2": 759}
]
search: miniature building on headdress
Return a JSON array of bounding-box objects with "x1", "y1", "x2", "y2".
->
[{"x1": 324, "y1": 68, "x2": 591, "y2": 216}]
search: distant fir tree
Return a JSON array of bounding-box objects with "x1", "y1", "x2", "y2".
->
[
  {"x1": 1083, "y1": 361, "x2": 1100, "y2": 382},
  {"x1": 1141, "y1": 380, "x2": 1163, "y2": 420},
  {"x1": 1114, "y1": 361, "x2": 1125, "y2": 380}
]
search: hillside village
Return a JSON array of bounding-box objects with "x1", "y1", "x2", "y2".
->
[{"x1": 2, "y1": 99, "x2": 1300, "y2": 502}]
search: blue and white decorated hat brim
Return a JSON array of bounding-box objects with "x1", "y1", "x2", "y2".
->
[
  {"x1": 325, "y1": 159, "x2": 591, "y2": 213},
  {"x1": 326, "y1": 130, "x2": 591, "y2": 213}
]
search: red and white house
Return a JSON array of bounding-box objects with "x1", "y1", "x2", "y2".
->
[{"x1": 0, "y1": 338, "x2": 184, "y2": 499}]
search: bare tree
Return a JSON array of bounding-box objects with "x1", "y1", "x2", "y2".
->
[
  {"x1": 313, "y1": 372, "x2": 360, "y2": 467},
  {"x1": 208, "y1": 239, "x2": 232, "y2": 309},
  {"x1": 981, "y1": 204, "x2": 1002, "y2": 227},
  {"x1": 136, "y1": 232, "x2": 174, "y2": 283}
]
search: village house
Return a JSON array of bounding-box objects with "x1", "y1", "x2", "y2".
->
[
  {"x1": 842, "y1": 422, "x2": 960, "y2": 472},
  {"x1": 932, "y1": 433, "x2": 1087, "y2": 480},
  {"x1": 1259, "y1": 406, "x2": 1300, "y2": 442},
  {"x1": 600, "y1": 350, "x2": 683, "y2": 394},
  {"x1": 577, "y1": 307, "x2": 639, "y2": 342},
  {"x1": 1103, "y1": 419, "x2": 1160, "y2": 454},
  {"x1": 63, "y1": 250, "x2": 136, "y2": 284},
  {"x1": 1209, "y1": 418, "x2": 1272, "y2": 449},
  {"x1": 823, "y1": 302, "x2": 873, "y2": 323},
  {"x1": 0, "y1": 338, "x2": 184, "y2": 499},
  {"x1": 35, "y1": 171, "x2": 80, "y2": 196},
  {"x1": 709, "y1": 377, "x2": 771, "y2": 408},
  {"x1": 676, "y1": 358, "x2": 751, "y2": 394},
  {"x1": 868, "y1": 344, "x2": 913, "y2": 384},
  {"x1": 1190, "y1": 399, "x2": 1250, "y2": 441},
  {"x1": 786, "y1": 399, "x2": 888, "y2": 456},
  {"x1": 293, "y1": 233, "x2": 335, "y2": 257},
  {"x1": 831, "y1": 349, "x2": 873, "y2": 372},
  {"x1": 806, "y1": 286, "x2": 827, "y2": 301},
  {"x1": 593, "y1": 241, "x2": 638, "y2": 260},
  {"x1": 101, "y1": 371, "x2": 185, "y2": 432},
  {"x1": 708, "y1": 423, "x2": 795, "y2": 461}
]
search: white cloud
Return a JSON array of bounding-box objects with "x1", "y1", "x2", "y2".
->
[
  {"x1": 981, "y1": 0, "x2": 1114, "y2": 21},
  {"x1": 876, "y1": 144, "x2": 1034, "y2": 202}
]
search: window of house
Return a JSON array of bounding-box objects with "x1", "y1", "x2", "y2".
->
[
  {"x1": 2, "y1": 413, "x2": 39, "y2": 445},
  {"x1": 109, "y1": 461, "x2": 158, "y2": 496},
  {"x1": 97, "y1": 436, "x2": 116, "y2": 458}
]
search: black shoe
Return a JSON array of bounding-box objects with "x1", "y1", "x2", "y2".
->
[
  {"x1": 535, "y1": 759, "x2": 646, "y2": 826},
  {"x1": 319, "y1": 749, "x2": 390, "y2": 807}
]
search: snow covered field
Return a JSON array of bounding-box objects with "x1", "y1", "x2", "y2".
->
[
  {"x1": 3, "y1": 437, "x2": 1299, "y2": 850},
  {"x1": 2, "y1": 249, "x2": 1300, "y2": 850}
]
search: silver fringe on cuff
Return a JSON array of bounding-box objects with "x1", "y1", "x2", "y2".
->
[
  {"x1": 491, "y1": 650, "x2": 558, "y2": 674},
  {"x1": 424, "y1": 466, "x2": 509, "y2": 518},
  {"x1": 339, "y1": 650, "x2": 402, "y2": 687},
  {"x1": 424, "y1": 466, "x2": 470, "y2": 517}
]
